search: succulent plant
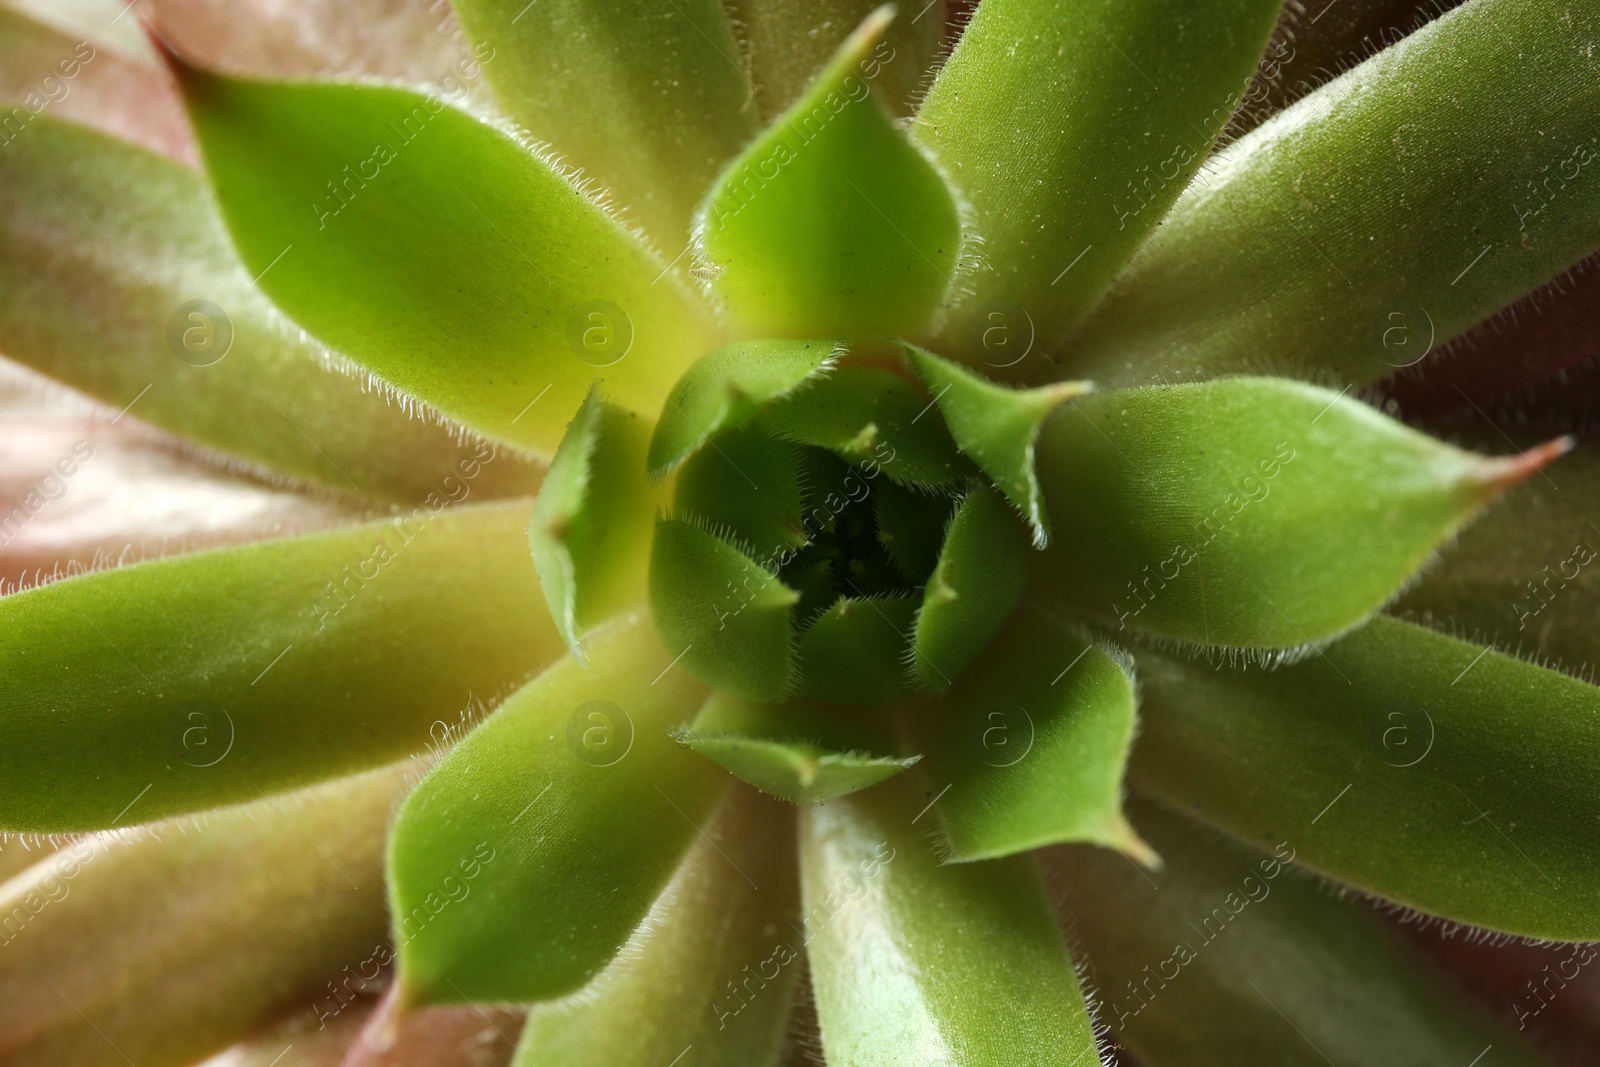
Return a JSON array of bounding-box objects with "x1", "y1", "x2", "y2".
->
[{"x1": 4, "y1": 0, "x2": 1600, "y2": 1064}]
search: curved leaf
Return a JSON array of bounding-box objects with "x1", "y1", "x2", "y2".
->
[
  {"x1": 452, "y1": 0, "x2": 757, "y2": 247},
  {"x1": 169, "y1": 55, "x2": 720, "y2": 457},
  {"x1": 912, "y1": 484, "x2": 1027, "y2": 689},
  {"x1": 913, "y1": 0, "x2": 1283, "y2": 372},
  {"x1": 795, "y1": 595, "x2": 917, "y2": 705},
  {"x1": 912, "y1": 609, "x2": 1149, "y2": 863},
  {"x1": 1130, "y1": 615, "x2": 1600, "y2": 941},
  {"x1": 695, "y1": 8, "x2": 961, "y2": 339},
  {"x1": 0, "y1": 499, "x2": 560, "y2": 832},
  {"x1": 1035, "y1": 378, "x2": 1566, "y2": 650},
  {"x1": 800, "y1": 778, "x2": 1102, "y2": 1067},
  {"x1": 0, "y1": 763, "x2": 407, "y2": 1067},
  {"x1": 528, "y1": 388, "x2": 657, "y2": 659},
  {"x1": 513, "y1": 786, "x2": 801, "y2": 1067},
  {"x1": 675, "y1": 693, "x2": 917, "y2": 803},
  {"x1": 1064, "y1": 0, "x2": 1600, "y2": 389},
  {"x1": 1042, "y1": 797, "x2": 1550, "y2": 1067},
  {"x1": 0, "y1": 115, "x2": 536, "y2": 502},
  {"x1": 388, "y1": 614, "x2": 721, "y2": 1006},
  {"x1": 647, "y1": 338, "x2": 841, "y2": 477},
  {"x1": 873, "y1": 477, "x2": 956, "y2": 584},
  {"x1": 673, "y1": 423, "x2": 808, "y2": 561}
]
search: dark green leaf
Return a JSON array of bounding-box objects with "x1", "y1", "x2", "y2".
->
[
  {"x1": 912, "y1": 485, "x2": 1027, "y2": 689},
  {"x1": 795, "y1": 595, "x2": 917, "y2": 705},
  {"x1": 388, "y1": 614, "x2": 722, "y2": 1005},
  {"x1": 0, "y1": 501, "x2": 560, "y2": 832},
  {"x1": 874, "y1": 477, "x2": 957, "y2": 584},
  {"x1": 1131, "y1": 615, "x2": 1600, "y2": 941},
  {"x1": 674, "y1": 424, "x2": 808, "y2": 561},
  {"x1": 696, "y1": 9, "x2": 961, "y2": 338}
]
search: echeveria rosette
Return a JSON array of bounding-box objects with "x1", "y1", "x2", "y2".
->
[{"x1": 0, "y1": 1, "x2": 1598, "y2": 1065}]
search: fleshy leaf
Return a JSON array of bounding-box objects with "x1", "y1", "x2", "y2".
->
[
  {"x1": 912, "y1": 609, "x2": 1149, "y2": 863},
  {"x1": 0, "y1": 115, "x2": 536, "y2": 502},
  {"x1": 1063, "y1": 0, "x2": 1600, "y2": 389},
  {"x1": 675, "y1": 692, "x2": 917, "y2": 803},
  {"x1": 914, "y1": 0, "x2": 1283, "y2": 370},
  {"x1": 528, "y1": 389, "x2": 657, "y2": 659},
  {"x1": 694, "y1": 8, "x2": 961, "y2": 339},
  {"x1": 452, "y1": 0, "x2": 757, "y2": 246},
  {"x1": 168, "y1": 52, "x2": 719, "y2": 457},
  {"x1": 903, "y1": 344, "x2": 1091, "y2": 546},
  {"x1": 649, "y1": 518, "x2": 798, "y2": 702},
  {"x1": 0, "y1": 763, "x2": 407, "y2": 1067},
  {"x1": 1043, "y1": 797, "x2": 1550, "y2": 1066},
  {"x1": 765, "y1": 366, "x2": 966, "y2": 487},
  {"x1": 874, "y1": 477, "x2": 957, "y2": 584},
  {"x1": 795, "y1": 595, "x2": 918, "y2": 705},
  {"x1": 388, "y1": 614, "x2": 722, "y2": 1005},
  {"x1": 1035, "y1": 378, "x2": 1568, "y2": 650},
  {"x1": 1132, "y1": 615, "x2": 1600, "y2": 941},
  {"x1": 513, "y1": 787, "x2": 800, "y2": 1067},
  {"x1": 648, "y1": 338, "x2": 842, "y2": 477},
  {"x1": 0, "y1": 500, "x2": 560, "y2": 832},
  {"x1": 912, "y1": 484, "x2": 1027, "y2": 689},
  {"x1": 674, "y1": 423, "x2": 808, "y2": 561},
  {"x1": 800, "y1": 778, "x2": 1101, "y2": 1066}
]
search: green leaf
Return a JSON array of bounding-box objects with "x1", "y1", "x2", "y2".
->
[
  {"x1": 912, "y1": 485, "x2": 1027, "y2": 689},
  {"x1": 0, "y1": 114, "x2": 535, "y2": 503},
  {"x1": 765, "y1": 367, "x2": 966, "y2": 488},
  {"x1": 674, "y1": 423, "x2": 808, "y2": 561},
  {"x1": 650, "y1": 517, "x2": 798, "y2": 703},
  {"x1": 1042, "y1": 797, "x2": 1551, "y2": 1067},
  {"x1": 800, "y1": 778, "x2": 1101, "y2": 1067},
  {"x1": 1131, "y1": 615, "x2": 1600, "y2": 941},
  {"x1": 513, "y1": 786, "x2": 800, "y2": 1067},
  {"x1": 0, "y1": 763, "x2": 407, "y2": 1067},
  {"x1": 674, "y1": 692, "x2": 918, "y2": 803},
  {"x1": 723, "y1": 0, "x2": 946, "y2": 120},
  {"x1": 913, "y1": 0, "x2": 1283, "y2": 371},
  {"x1": 388, "y1": 614, "x2": 722, "y2": 1006},
  {"x1": 1062, "y1": 0, "x2": 1600, "y2": 390},
  {"x1": 452, "y1": 0, "x2": 757, "y2": 247},
  {"x1": 695, "y1": 9, "x2": 961, "y2": 339},
  {"x1": 0, "y1": 500, "x2": 560, "y2": 832},
  {"x1": 528, "y1": 389, "x2": 658, "y2": 659},
  {"x1": 648, "y1": 338, "x2": 842, "y2": 477},
  {"x1": 795, "y1": 595, "x2": 917, "y2": 705},
  {"x1": 1035, "y1": 378, "x2": 1565, "y2": 650},
  {"x1": 169, "y1": 56, "x2": 720, "y2": 457},
  {"x1": 912, "y1": 609, "x2": 1150, "y2": 863},
  {"x1": 903, "y1": 344, "x2": 1090, "y2": 546},
  {"x1": 1393, "y1": 442, "x2": 1600, "y2": 675},
  {"x1": 874, "y1": 477, "x2": 957, "y2": 584}
]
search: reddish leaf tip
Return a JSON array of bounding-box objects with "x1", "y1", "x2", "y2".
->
[{"x1": 1474, "y1": 435, "x2": 1575, "y2": 492}]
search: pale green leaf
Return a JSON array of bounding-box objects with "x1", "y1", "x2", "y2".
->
[
  {"x1": 1035, "y1": 378, "x2": 1565, "y2": 650},
  {"x1": 1131, "y1": 615, "x2": 1600, "y2": 941},
  {"x1": 388, "y1": 614, "x2": 722, "y2": 1005},
  {"x1": 912, "y1": 609, "x2": 1149, "y2": 863},
  {"x1": 170, "y1": 58, "x2": 720, "y2": 457},
  {"x1": 696, "y1": 9, "x2": 961, "y2": 339},
  {"x1": 0, "y1": 500, "x2": 561, "y2": 832},
  {"x1": 795, "y1": 595, "x2": 917, "y2": 704},
  {"x1": 453, "y1": 0, "x2": 757, "y2": 246},
  {"x1": 801, "y1": 778, "x2": 1101, "y2": 1067},
  {"x1": 1042, "y1": 797, "x2": 1550, "y2": 1066},
  {"x1": 914, "y1": 0, "x2": 1283, "y2": 371},
  {"x1": 0, "y1": 763, "x2": 408, "y2": 1067},
  {"x1": 912, "y1": 484, "x2": 1027, "y2": 689},
  {"x1": 528, "y1": 388, "x2": 657, "y2": 659},
  {"x1": 1063, "y1": 0, "x2": 1600, "y2": 389},
  {"x1": 903, "y1": 343, "x2": 1090, "y2": 546},
  {"x1": 513, "y1": 786, "x2": 800, "y2": 1067},
  {"x1": 675, "y1": 692, "x2": 917, "y2": 803}
]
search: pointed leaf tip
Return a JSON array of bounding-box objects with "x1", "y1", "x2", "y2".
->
[{"x1": 1470, "y1": 435, "x2": 1574, "y2": 492}]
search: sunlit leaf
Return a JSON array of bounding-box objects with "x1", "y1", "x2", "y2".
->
[
  {"x1": 169, "y1": 55, "x2": 720, "y2": 457},
  {"x1": 388, "y1": 614, "x2": 722, "y2": 1006},
  {"x1": 1035, "y1": 378, "x2": 1567, "y2": 650},
  {"x1": 1042, "y1": 797, "x2": 1549, "y2": 1066},
  {"x1": 912, "y1": 485, "x2": 1027, "y2": 689},
  {"x1": 1131, "y1": 615, "x2": 1600, "y2": 941},
  {"x1": 914, "y1": 0, "x2": 1283, "y2": 372},
  {"x1": 696, "y1": 9, "x2": 961, "y2": 339},
  {"x1": 801, "y1": 778, "x2": 1101, "y2": 1066},
  {"x1": 795, "y1": 595, "x2": 917, "y2": 705},
  {"x1": 1063, "y1": 0, "x2": 1600, "y2": 390}
]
